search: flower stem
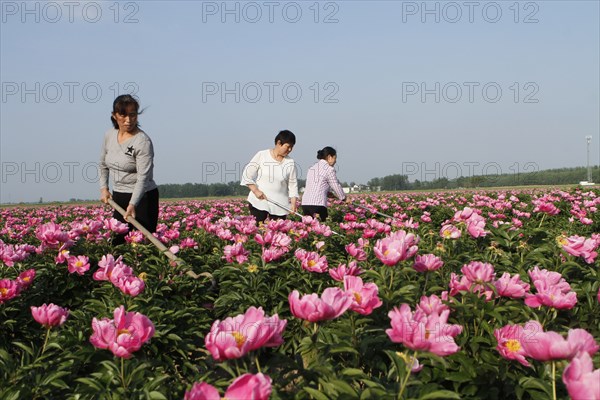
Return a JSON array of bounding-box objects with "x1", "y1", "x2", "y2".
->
[
  {"x1": 397, "y1": 351, "x2": 416, "y2": 399},
  {"x1": 40, "y1": 327, "x2": 51, "y2": 355},
  {"x1": 538, "y1": 213, "x2": 546, "y2": 229},
  {"x1": 389, "y1": 268, "x2": 395, "y2": 291},
  {"x1": 234, "y1": 359, "x2": 241, "y2": 377},
  {"x1": 422, "y1": 272, "x2": 429, "y2": 296},
  {"x1": 254, "y1": 354, "x2": 262, "y2": 373},
  {"x1": 350, "y1": 313, "x2": 359, "y2": 368},
  {"x1": 551, "y1": 361, "x2": 557, "y2": 400},
  {"x1": 120, "y1": 357, "x2": 127, "y2": 392}
]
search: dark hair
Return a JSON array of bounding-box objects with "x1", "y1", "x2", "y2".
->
[
  {"x1": 111, "y1": 95, "x2": 142, "y2": 129},
  {"x1": 317, "y1": 146, "x2": 337, "y2": 160},
  {"x1": 274, "y1": 130, "x2": 296, "y2": 146}
]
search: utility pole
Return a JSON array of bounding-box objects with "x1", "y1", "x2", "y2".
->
[{"x1": 586, "y1": 136, "x2": 592, "y2": 183}]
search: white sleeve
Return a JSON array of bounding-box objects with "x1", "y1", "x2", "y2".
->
[
  {"x1": 240, "y1": 151, "x2": 262, "y2": 186},
  {"x1": 288, "y1": 162, "x2": 299, "y2": 198}
]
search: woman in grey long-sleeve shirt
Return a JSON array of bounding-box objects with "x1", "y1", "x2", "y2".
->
[{"x1": 99, "y1": 95, "x2": 159, "y2": 245}]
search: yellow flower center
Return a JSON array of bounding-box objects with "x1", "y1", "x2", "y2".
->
[
  {"x1": 0, "y1": 288, "x2": 8, "y2": 296},
  {"x1": 353, "y1": 292, "x2": 362, "y2": 304},
  {"x1": 232, "y1": 331, "x2": 246, "y2": 348},
  {"x1": 75, "y1": 260, "x2": 84, "y2": 268},
  {"x1": 505, "y1": 339, "x2": 521, "y2": 352},
  {"x1": 308, "y1": 260, "x2": 316, "y2": 267},
  {"x1": 117, "y1": 329, "x2": 130, "y2": 336}
]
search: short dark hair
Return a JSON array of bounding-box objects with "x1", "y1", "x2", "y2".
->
[
  {"x1": 317, "y1": 146, "x2": 337, "y2": 160},
  {"x1": 111, "y1": 95, "x2": 142, "y2": 129},
  {"x1": 274, "y1": 130, "x2": 296, "y2": 146}
]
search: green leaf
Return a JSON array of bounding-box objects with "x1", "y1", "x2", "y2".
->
[
  {"x1": 443, "y1": 371, "x2": 473, "y2": 383},
  {"x1": 304, "y1": 386, "x2": 331, "y2": 400},
  {"x1": 341, "y1": 368, "x2": 366, "y2": 378},
  {"x1": 147, "y1": 391, "x2": 168, "y2": 399},
  {"x1": 12, "y1": 341, "x2": 35, "y2": 357},
  {"x1": 75, "y1": 377, "x2": 104, "y2": 391},
  {"x1": 418, "y1": 390, "x2": 461, "y2": 399},
  {"x1": 519, "y1": 377, "x2": 551, "y2": 396},
  {"x1": 328, "y1": 346, "x2": 359, "y2": 355}
]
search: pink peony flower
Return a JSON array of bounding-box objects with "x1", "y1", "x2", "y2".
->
[
  {"x1": 345, "y1": 243, "x2": 367, "y2": 261},
  {"x1": 125, "y1": 230, "x2": 144, "y2": 243},
  {"x1": 179, "y1": 237, "x2": 198, "y2": 249},
  {"x1": 0, "y1": 279, "x2": 20, "y2": 304},
  {"x1": 344, "y1": 276, "x2": 383, "y2": 315},
  {"x1": 465, "y1": 213, "x2": 487, "y2": 238},
  {"x1": 386, "y1": 304, "x2": 462, "y2": 357},
  {"x1": 67, "y1": 255, "x2": 90, "y2": 275},
  {"x1": 524, "y1": 266, "x2": 577, "y2": 310},
  {"x1": 494, "y1": 324, "x2": 531, "y2": 367},
  {"x1": 520, "y1": 321, "x2": 598, "y2": 362},
  {"x1": 440, "y1": 224, "x2": 461, "y2": 239},
  {"x1": 184, "y1": 382, "x2": 220, "y2": 400},
  {"x1": 373, "y1": 230, "x2": 419, "y2": 266},
  {"x1": 31, "y1": 303, "x2": 69, "y2": 328},
  {"x1": 223, "y1": 243, "x2": 249, "y2": 264},
  {"x1": 223, "y1": 373, "x2": 273, "y2": 400},
  {"x1": 412, "y1": 254, "x2": 444, "y2": 273},
  {"x1": 294, "y1": 249, "x2": 328, "y2": 273},
  {"x1": 494, "y1": 272, "x2": 530, "y2": 299},
  {"x1": 117, "y1": 276, "x2": 146, "y2": 297},
  {"x1": 90, "y1": 306, "x2": 155, "y2": 359},
  {"x1": 533, "y1": 201, "x2": 560, "y2": 215},
  {"x1": 35, "y1": 222, "x2": 70, "y2": 249},
  {"x1": 16, "y1": 268, "x2": 36, "y2": 290},
  {"x1": 562, "y1": 352, "x2": 600, "y2": 400},
  {"x1": 329, "y1": 261, "x2": 363, "y2": 282},
  {"x1": 561, "y1": 235, "x2": 598, "y2": 264},
  {"x1": 449, "y1": 261, "x2": 496, "y2": 300},
  {"x1": 93, "y1": 254, "x2": 123, "y2": 281},
  {"x1": 288, "y1": 288, "x2": 352, "y2": 322},
  {"x1": 185, "y1": 373, "x2": 272, "y2": 400},
  {"x1": 261, "y1": 247, "x2": 287, "y2": 263},
  {"x1": 205, "y1": 307, "x2": 287, "y2": 362},
  {"x1": 415, "y1": 293, "x2": 450, "y2": 316},
  {"x1": 104, "y1": 218, "x2": 129, "y2": 234}
]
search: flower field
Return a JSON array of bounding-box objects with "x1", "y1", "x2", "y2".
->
[{"x1": 1, "y1": 187, "x2": 599, "y2": 399}]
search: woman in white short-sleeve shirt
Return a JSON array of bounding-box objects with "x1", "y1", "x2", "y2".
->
[{"x1": 241, "y1": 130, "x2": 299, "y2": 223}]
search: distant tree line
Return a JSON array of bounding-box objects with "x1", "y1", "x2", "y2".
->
[
  {"x1": 159, "y1": 180, "x2": 306, "y2": 199},
  {"x1": 367, "y1": 166, "x2": 600, "y2": 191},
  {"x1": 157, "y1": 166, "x2": 599, "y2": 198}
]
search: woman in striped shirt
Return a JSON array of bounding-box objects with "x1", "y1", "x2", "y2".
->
[{"x1": 301, "y1": 146, "x2": 350, "y2": 220}]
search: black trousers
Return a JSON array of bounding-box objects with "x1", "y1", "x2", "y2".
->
[
  {"x1": 112, "y1": 188, "x2": 159, "y2": 245},
  {"x1": 302, "y1": 205, "x2": 328, "y2": 221},
  {"x1": 248, "y1": 203, "x2": 287, "y2": 224}
]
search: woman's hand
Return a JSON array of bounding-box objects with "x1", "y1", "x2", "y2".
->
[
  {"x1": 253, "y1": 189, "x2": 267, "y2": 200},
  {"x1": 125, "y1": 204, "x2": 136, "y2": 221},
  {"x1": 290, "y1": 198, "x2": 298, "y2": 213},
  {"x1": 100, "y1": 188, "x2": 111, "y2": 204}
]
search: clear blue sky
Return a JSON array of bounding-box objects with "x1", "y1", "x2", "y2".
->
[{"x1": 1, "y1": 0, "x2": 599, "y2": 203}]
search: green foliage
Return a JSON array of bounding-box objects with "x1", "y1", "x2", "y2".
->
[{"x1": 1, "y1": 188, "x2": 599, "y2": 398}]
